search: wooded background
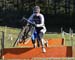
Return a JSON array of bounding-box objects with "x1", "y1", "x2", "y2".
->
[{"x1": 0, "y1": 0, "x2": 75, "y2": 32}]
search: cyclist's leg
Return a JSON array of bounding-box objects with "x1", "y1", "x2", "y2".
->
[{"x1": 31, "y1": 31, "x2": 37, "y2": 48}]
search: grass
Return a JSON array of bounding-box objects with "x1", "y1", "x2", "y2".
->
[
  {"x1": 0, "y1": 26, "x2": 75, "y2": 48},
  {"x1": 0, "y1": 26, "x2": 21, "y2": 48},
  {"x1": 0, "y1": 26, "x2": 62, "y2": 48},
  {"x1": 32, "y1": 57, "x2": 75, "y2": 60},
  {"x1": 45, "y1": 33, "x2": 61, "y2": 39}
]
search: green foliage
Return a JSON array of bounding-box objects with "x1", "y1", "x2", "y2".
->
[{"x1": 0, "y1": 0, "x2": 74, "y2": 15}]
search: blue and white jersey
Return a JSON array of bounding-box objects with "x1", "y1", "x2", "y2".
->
[{"x1": 28, "y1": 13, "x2": 46, "y2": 33}]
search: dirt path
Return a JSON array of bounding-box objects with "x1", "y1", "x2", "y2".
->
[
  {"x1": 18, "y1": 38, "x2": 63, "y2": 47},
  {"x1": 0, "y1": 38, "x2": 73, "y2": 59}
]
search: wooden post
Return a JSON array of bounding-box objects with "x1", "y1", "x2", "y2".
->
[
  {"x1": 1, "y1": 31, "x2": 4, "y2": 58},
  {"x1": 71, "y1": 29, "x2": 73, "y2": 46},
  {"x1": 61, "y1": 27, "x2": 65, "y2": 45},
  {"x1": 69, "y1": 28, "x2": 73, "y2": 46}
]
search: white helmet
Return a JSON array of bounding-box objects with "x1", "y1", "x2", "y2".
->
[{"x1": 33, "y1": 6, "x2": 40, "y2": 13}]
